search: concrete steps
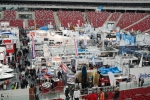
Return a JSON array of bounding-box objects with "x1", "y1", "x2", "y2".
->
[
  {"x1": 53, "y1": 11, "x2": 60, "y2": 27},
  {"x1": 82, "y1": 12, "x2": 88, "y2": 24},
  {"x1": 143, "y1": 28, "x2": 150, "y2": 33},
  {"x1": 115, "y1": 13, "x2": 123, "y2": 26}
]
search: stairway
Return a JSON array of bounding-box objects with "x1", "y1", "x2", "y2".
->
[
  {"x1": 82, "y1": 12, "x2": 88, "y2": 24},
  {"x1": 23, "y1": 19, "x2": 28, "y2": 28},
  {"x1": 53, "y1": 11, "x2": 60, "y2": 27},
  {"x1": 32, "y1": 11, "x2": 35, "y2": 20},
  {"x1": 124, "y1": 15, "x2": 150, "y2": 30},
  {"x1": 143, "y1": 28, "x2": 150, "y2": 33},
  {"x1": 102, "y1": 13, "x2": 112, "y2": 27},
  {"x1": 1, "y1": 11, "x2": 4, "y2": 19},
  {"x1": 115, "y1": 13, "x2": 123, "y2": 26}
]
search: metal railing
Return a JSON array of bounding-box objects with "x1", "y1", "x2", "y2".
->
[{"x1": 40, "y1": 86, "x2": 64, "y2": 100}]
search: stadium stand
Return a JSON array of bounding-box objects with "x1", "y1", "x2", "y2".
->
[
  {"x1": 109, "y1": 12, "x2": 121, "y2": 21},
  {"x1": 81, "y1": 86, "x2": 150, "y2": 100},
  {"x1": 146, "y1": 30, "x2": 150, "y2": 33},
  {"x1": 3, "y1": 10, "x2": 16, "y2": 19},
  {"x1": 86, "y1": 11, "x2": 110, "y2": 28},
  {"x1": 34, "y1": 10, "x2": 54, "y2": 20},
  {"x1": 116, "y1": 13, "x2": 148, "y2": 29},
  {"x1": 28, "y1": 20, "x2": 55, "y2": 27},
  {"x1": 126, "y1": 16, "x2": 150, "y2": 32},
  {"x1": 0, "y1": 9, "x2": 149, "y2": 30},
  {"x1": 9, "y1": 20, "x2": 23, "y2": 28},
  {"x1": 118, "y1": 87, "x2": 150, "y2": 100},
  {"x1": 28, "y1": 20, "x2": 35, "y2": 27},
  {"x1": 0, "y1": 20, "x2": 23, "y2": 28},
  {"x1": 57, "y1": 11, "x2": 85, "y2": 27}
]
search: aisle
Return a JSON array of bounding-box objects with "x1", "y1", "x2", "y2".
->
[{"x1": 6, "y1": 33, "x2": 34, "y2": 90}]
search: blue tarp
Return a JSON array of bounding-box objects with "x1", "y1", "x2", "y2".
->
[
  {"x1": 40, "y1": 26, "x2": 48, "y2": 30},
  {"x1": 116, "y1": 32, "x2": 121, "y2": 41},
  {"x1": 98, "y1": 66, "x2": 121, "y2": 74}
]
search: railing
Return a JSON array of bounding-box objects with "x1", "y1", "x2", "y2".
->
[
  {"x1": 4, "y1": 83, "x2": 150, "y2": 100},
  {"x1": 0, "y1": 86, "x2": 64, "y2": 100},
  {"x1": 40, "y1": 86, "x2": 64, "y2": 100},
  {"x1": 119, "y1": 80, "x2": 150, "y2": 90}
]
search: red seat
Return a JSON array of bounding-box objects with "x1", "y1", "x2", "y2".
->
[
  {"x1": 109, "y1": 12, "x2": 121, "y2": 21},
  {"x1": 57, "y1": 11, "x2": 85, "y2": 28},
  {"x1": 117, "y1": 13, "x2": 148, "y2": 29},
  {"x1": 126, "y1": 16, "x2": 150, "y2": 32},
  {"x1": 86, "y1": 11, "x2": 110, "y2": 28},
  {"x1": 35, "y1": 10, "x2": 54, "y2": 20},
  {"x1": 3, "y1": 10, "x2": 16, "y2": 19},
  {"x1": 28, "y1": 20, "x2": 55, "y2": 28}
]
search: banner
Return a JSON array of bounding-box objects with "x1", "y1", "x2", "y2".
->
[
  {"x1": 23, "y1": 21, "x2": 25, "y2": 29},
  {"x1": 116, "y1": 32, "x2": 121, "y2": 42},
  {"x1": 6, "y1": 44, "x2": 13, "y2": 50},
  {"x1": 108, "y1": 72, "x2": 116, "y2": 86},
  {"x1": 60, "y1": 63, "x2": 68, "y2": 73},
  {"x1": 92, "y1": 55, "x2": 95, "y2": 65},
  {"x1": 32, "y1": 36, "x2": 36, "y2": 59},
  {"x1": 73, "y1": 38, "x2": 78, "y2": 56},
  {"x1": 3, "y1": 40, "x2": 12, "y2": 44},
  {"x1": 5, "y1": 44, "x2": 14, "y2": 53},
  {"x1": 3, "y1": 40, "x2": 14, "y2": 53}
]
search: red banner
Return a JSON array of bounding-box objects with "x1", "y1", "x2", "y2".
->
[
  {"x1": 5, "y1": 44, "x2": 14, "y2": 53},
  {"x1": 3, "y1": 40, "x2": 14, "y2": 53},
  {"x1": 3, "y1": 40, "x2": 12, "y2": 44},
  {"x1": 60, "y1": 63, "x2": 68, "y2": 73}
]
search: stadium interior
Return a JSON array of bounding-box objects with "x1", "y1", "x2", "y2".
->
[{"x1": 0, "y1": 0, "x2": 150, "y2": 100}]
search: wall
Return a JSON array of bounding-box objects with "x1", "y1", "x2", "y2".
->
[
  {"x1": 130, "y1": 67, "x2": 150, "y2": 85},
  {"x1": 0, "y1": 89, "x2": 29, "y2": 100},
  {"x1": 130, "y1": 67, "x2": 150, "y2": 76}
]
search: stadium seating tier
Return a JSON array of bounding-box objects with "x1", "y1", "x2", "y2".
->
[
  {"x1": 28, "y1": 20, "x2": 55, "y2": 28},
  {"x1": 109, "y1": 12, "x2": 121, "y2": 21},
  {"x1": 57, "y1": 11, "x2": 85, "y2": 27},
  {"x1": 34, "y1": 10, "x2": 54, "y2": 20},
  {"x1": 3, "y1": 10, "x2": 16, "y2": 19},
  {"x1": 0, "y1": 20, "x2": 23, "y2": 28},
  {"x1": 116, "y1": 13, "x2": 148, "y2": 29},
  {"x1": 0, "y1": 10, "x2": 149, "y2": 31},
  {"x1": 126, "y1": 16, "x2": 150, "y2": 32},
  {"x1": 86, "y1": 11, "x2": 110, "y2": 28}
]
